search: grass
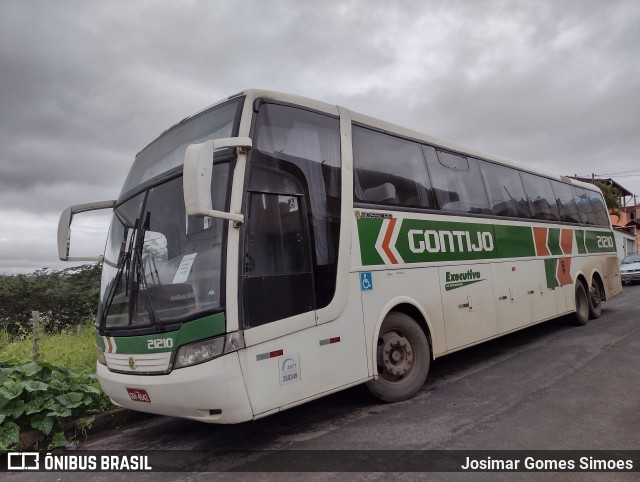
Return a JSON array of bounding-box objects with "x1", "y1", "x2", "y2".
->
[{"x1": 0, "y1": 323, "x2": 97, "y2": 374}]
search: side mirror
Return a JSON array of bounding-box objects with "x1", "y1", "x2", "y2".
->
[
  {"x1": 183, "y1": 137, "x2": 252, "y2": 225},
  {"x1": 58, "y1": 200, "x2": 116, "y2": 261}
]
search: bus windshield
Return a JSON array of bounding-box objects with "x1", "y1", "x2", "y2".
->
[
  {"x1": 98, "y1": 171, "x2": 229, "y2": 332},
  {"x1": 96, "y1": 98, "x2": 243, "y2": 333},
  {"x1": 120, "y1": 97, "x2": 243, "y2": 197}
]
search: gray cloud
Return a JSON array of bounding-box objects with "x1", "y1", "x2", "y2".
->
[{"x1": 1, "y1": 0, "x2": 639, "y2": 273}]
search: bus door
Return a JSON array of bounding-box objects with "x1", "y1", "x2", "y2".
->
[{"x1": 236, "y1": 101, "x2": 364, "y2": 417}]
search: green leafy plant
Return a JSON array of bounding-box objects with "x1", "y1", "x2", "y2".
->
[{"x1": 0, "y1": 359, "x2": 111, "y2": 451}]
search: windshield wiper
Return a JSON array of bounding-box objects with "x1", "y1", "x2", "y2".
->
[
  {"x1": 98, "y1": 219, "x2": 138, "y2": 332},
  {"x1": 129, "y1": 211, "x2": 159, "y2": 328}
]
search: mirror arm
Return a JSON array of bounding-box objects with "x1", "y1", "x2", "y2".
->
[{"x1": 183, "y1": 137, "x2": 251, "y2": 228}]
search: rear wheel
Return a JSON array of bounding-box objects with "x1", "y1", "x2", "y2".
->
[
  {"x1": 366, "y1": 312, "x2": 430, "y2": 403},
  {"x1": 573, "y1": 281, "x2": 589, "y2": 326},
  {"x1": 588, "y1": 278, "x2": 602, "y2": 319}
]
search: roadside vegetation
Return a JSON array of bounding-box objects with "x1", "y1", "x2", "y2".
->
[{"x1": 0, "y1": 264, "x2": 112, "y2": 451}]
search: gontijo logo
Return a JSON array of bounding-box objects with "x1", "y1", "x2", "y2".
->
[
  {"x1": 408, "y1": 229, "x2": 494, "y2": 254},
  {"x1": 369, "y1": 217, "x2": 496, "y2": 265}
]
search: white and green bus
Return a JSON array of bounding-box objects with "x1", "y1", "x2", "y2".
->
[{"x1": 58, "y1": 89, "x2": 621, "y2": 423}]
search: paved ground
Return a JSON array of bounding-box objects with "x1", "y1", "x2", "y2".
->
[{"x1": 4, "y1": 283, "x2": 640, "y2": 481}]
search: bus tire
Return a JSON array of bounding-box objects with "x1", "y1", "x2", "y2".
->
[
  {"x1": 573, "y1": 281, "x2": 590, "y2": 326},
  {"x1": 366, "y1": 312, "x2": 430, "y2": 403},
  {"x1": 588, "y1": 278, "x2": 602, "y2": 319}
]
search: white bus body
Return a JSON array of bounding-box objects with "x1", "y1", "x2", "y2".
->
[{"x1": 59, "y1": 90, "x2": 621, "y2": 423}]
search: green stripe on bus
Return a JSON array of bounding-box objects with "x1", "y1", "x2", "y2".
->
[
  {"x1": 584, "y1": 230, "x2": 616, "y2": 254},
  {"x1": 575, "y1": 230, "x2": 587, "y2": 254},
  {"x1": 544, "y1": 258, "x2": 560, "y2": 288},
  {"x1": 493, "y1": 225, "x2": 536, "y2": 258},
  {"x1": 356, "y1": 213, "x2": 616, "y2": 266},
  {"x1": 95, "y1": 331, "x2": 106, "y2": 351},
  {"x1": 357, "y1": 217, "x2": 385, "y2": 265},
  {"x1": 547, "y1": 228, "x2": 562, "y2": 256},
  {"x1": 94, "y1": 312, "x2": 226, "y2": 354}
]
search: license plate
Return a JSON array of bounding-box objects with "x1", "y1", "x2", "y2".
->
[{"x1": 126, "y1": 388, "x2": 151, "y2": 403}]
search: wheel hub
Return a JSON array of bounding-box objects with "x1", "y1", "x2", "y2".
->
[{"x1": 381, "y1": 332, "x2": 414, "y2": 377}]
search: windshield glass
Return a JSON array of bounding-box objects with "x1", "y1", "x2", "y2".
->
[
  {"x1": 97, "y1": 97, "x2": 243, "y2": 332},
  {"x1": 98, "y1": 169, "x2": 230, "y2": 330},
  {"x1": 120, "y1": 97, "x2": 243, "y2": 197},
  {"x1": 622, "y1": 253, "x2": 640, "y2": 264}
]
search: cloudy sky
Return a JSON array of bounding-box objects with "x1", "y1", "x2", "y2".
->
[{"x1": 1, "y1": 0, "x2": 639, "y2": 274}]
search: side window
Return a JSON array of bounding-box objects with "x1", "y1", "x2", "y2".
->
[
  {"x1": 520, "y1": 172, "x2": 560, "y2": 221},
  {"x1": 424, "y1": 148, "x2": 491, "y2": 214},
  {"x1": 352, "y1": 126, "x2": 435, "y2": 208},
  {"x1": 252, "y1": 102, "x2": 341, "y2": 312},
  {"x1": 588, "y1": 190, "x2": 610, "y2": 226},
  {"x1": 573, "y1": 186, "x2": 597, "y2": 225},
  {"x1": 551, "y1": 181, "x2": 580, "y2": 223},
  {"x1": 479, "y1": 161, "x2": 532, "y2": 218}
]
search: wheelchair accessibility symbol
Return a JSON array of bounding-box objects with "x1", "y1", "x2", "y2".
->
[{"x1": 360, "y1": 272, "x2": 373, "y2": 291}]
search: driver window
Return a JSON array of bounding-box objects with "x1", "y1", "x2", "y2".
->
[
  {"x1": 242, "y1": 191, "x2": 314, "y2": 328},
  {"x1": 245, "y1": 193, "x2": 307, "y2": 277}
]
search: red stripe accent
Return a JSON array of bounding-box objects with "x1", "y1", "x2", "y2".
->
[
  {"x1": 560, "y1": 229, "x2": 573, "y2": 254},
  {"x1": 329, "y1": 337, "x2": 341, "y2": 344},
  {"x1": 270, "y1": 350, "x2": 283, "y2": 358},
  {"x1": 533, "y1": 227, "x2": 550, "y2": 256},
  {"x1": 382, "y1": 218, "x2": 398, "y2": 264},
  {"x1": 557, "y1": 258, "x2": 573, "y2": 286}
]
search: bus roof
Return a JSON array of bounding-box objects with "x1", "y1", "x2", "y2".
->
[{"x1": 142, "y1": 88, "x2": 604, "y2": 195}]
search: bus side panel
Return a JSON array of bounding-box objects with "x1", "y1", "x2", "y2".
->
[
  {"x1": 493, "y1": 258, "x2": 573, "y2": 334},
  {"x1": 605, "y1": 255, "x2": 623, "y2": 298},
  {"x1": 360, "y1": 267, "x2": 447, "y2": 361},
  {"x1": 438, "y1": 263, "x2": 497, "y2": 351},
  {"x1": 492, "y1": 260, "x2": 533, "y2": 334}
]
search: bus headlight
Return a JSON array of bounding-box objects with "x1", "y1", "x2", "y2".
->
[
  {"x1": 174, "y1": 337, "x2": 225, "y2": 369},
  {"x1": 173, "y1": 331, "x2": 245, "y2": 369}
]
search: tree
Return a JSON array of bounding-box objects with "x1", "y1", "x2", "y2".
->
[
  {"x1": 595, "y1": 181, "x2": 623, "y2": 221},
  {"x1": 0, "y1": 264, "x2": 102, "y2": 333}
]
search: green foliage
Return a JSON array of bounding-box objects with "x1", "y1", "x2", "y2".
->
[
  {"x1": 0, "y1": 263, "x2": 102, "y2": 334},
  {"x1": 0, "y1": 323, "x2": 97, "y2": 374},
  {"x1": 0, "y1": 359, "x2": 111, "y2": 451}
]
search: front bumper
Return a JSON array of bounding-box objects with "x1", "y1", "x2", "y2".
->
[
  {"x1": 97, "y1": 351, "x2": 253, "y2": 424},
  {"x1": 621, "y1": 271, "x2": 640, "y2": 283}
]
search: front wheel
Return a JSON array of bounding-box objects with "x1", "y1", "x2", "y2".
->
[
  {"x1": 573, "y1": 281, "x2": 590, "y2": 326},
  {"x1": 366, "y1": 312, "x2": 430, "y2": 403}
]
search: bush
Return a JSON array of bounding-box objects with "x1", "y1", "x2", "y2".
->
[
  {"x1": 0, "y1": 359, "x2": 112, "y2": 451},
  {"x1": 0, "y1": 264, "x2": 101, "y2": 334}
]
